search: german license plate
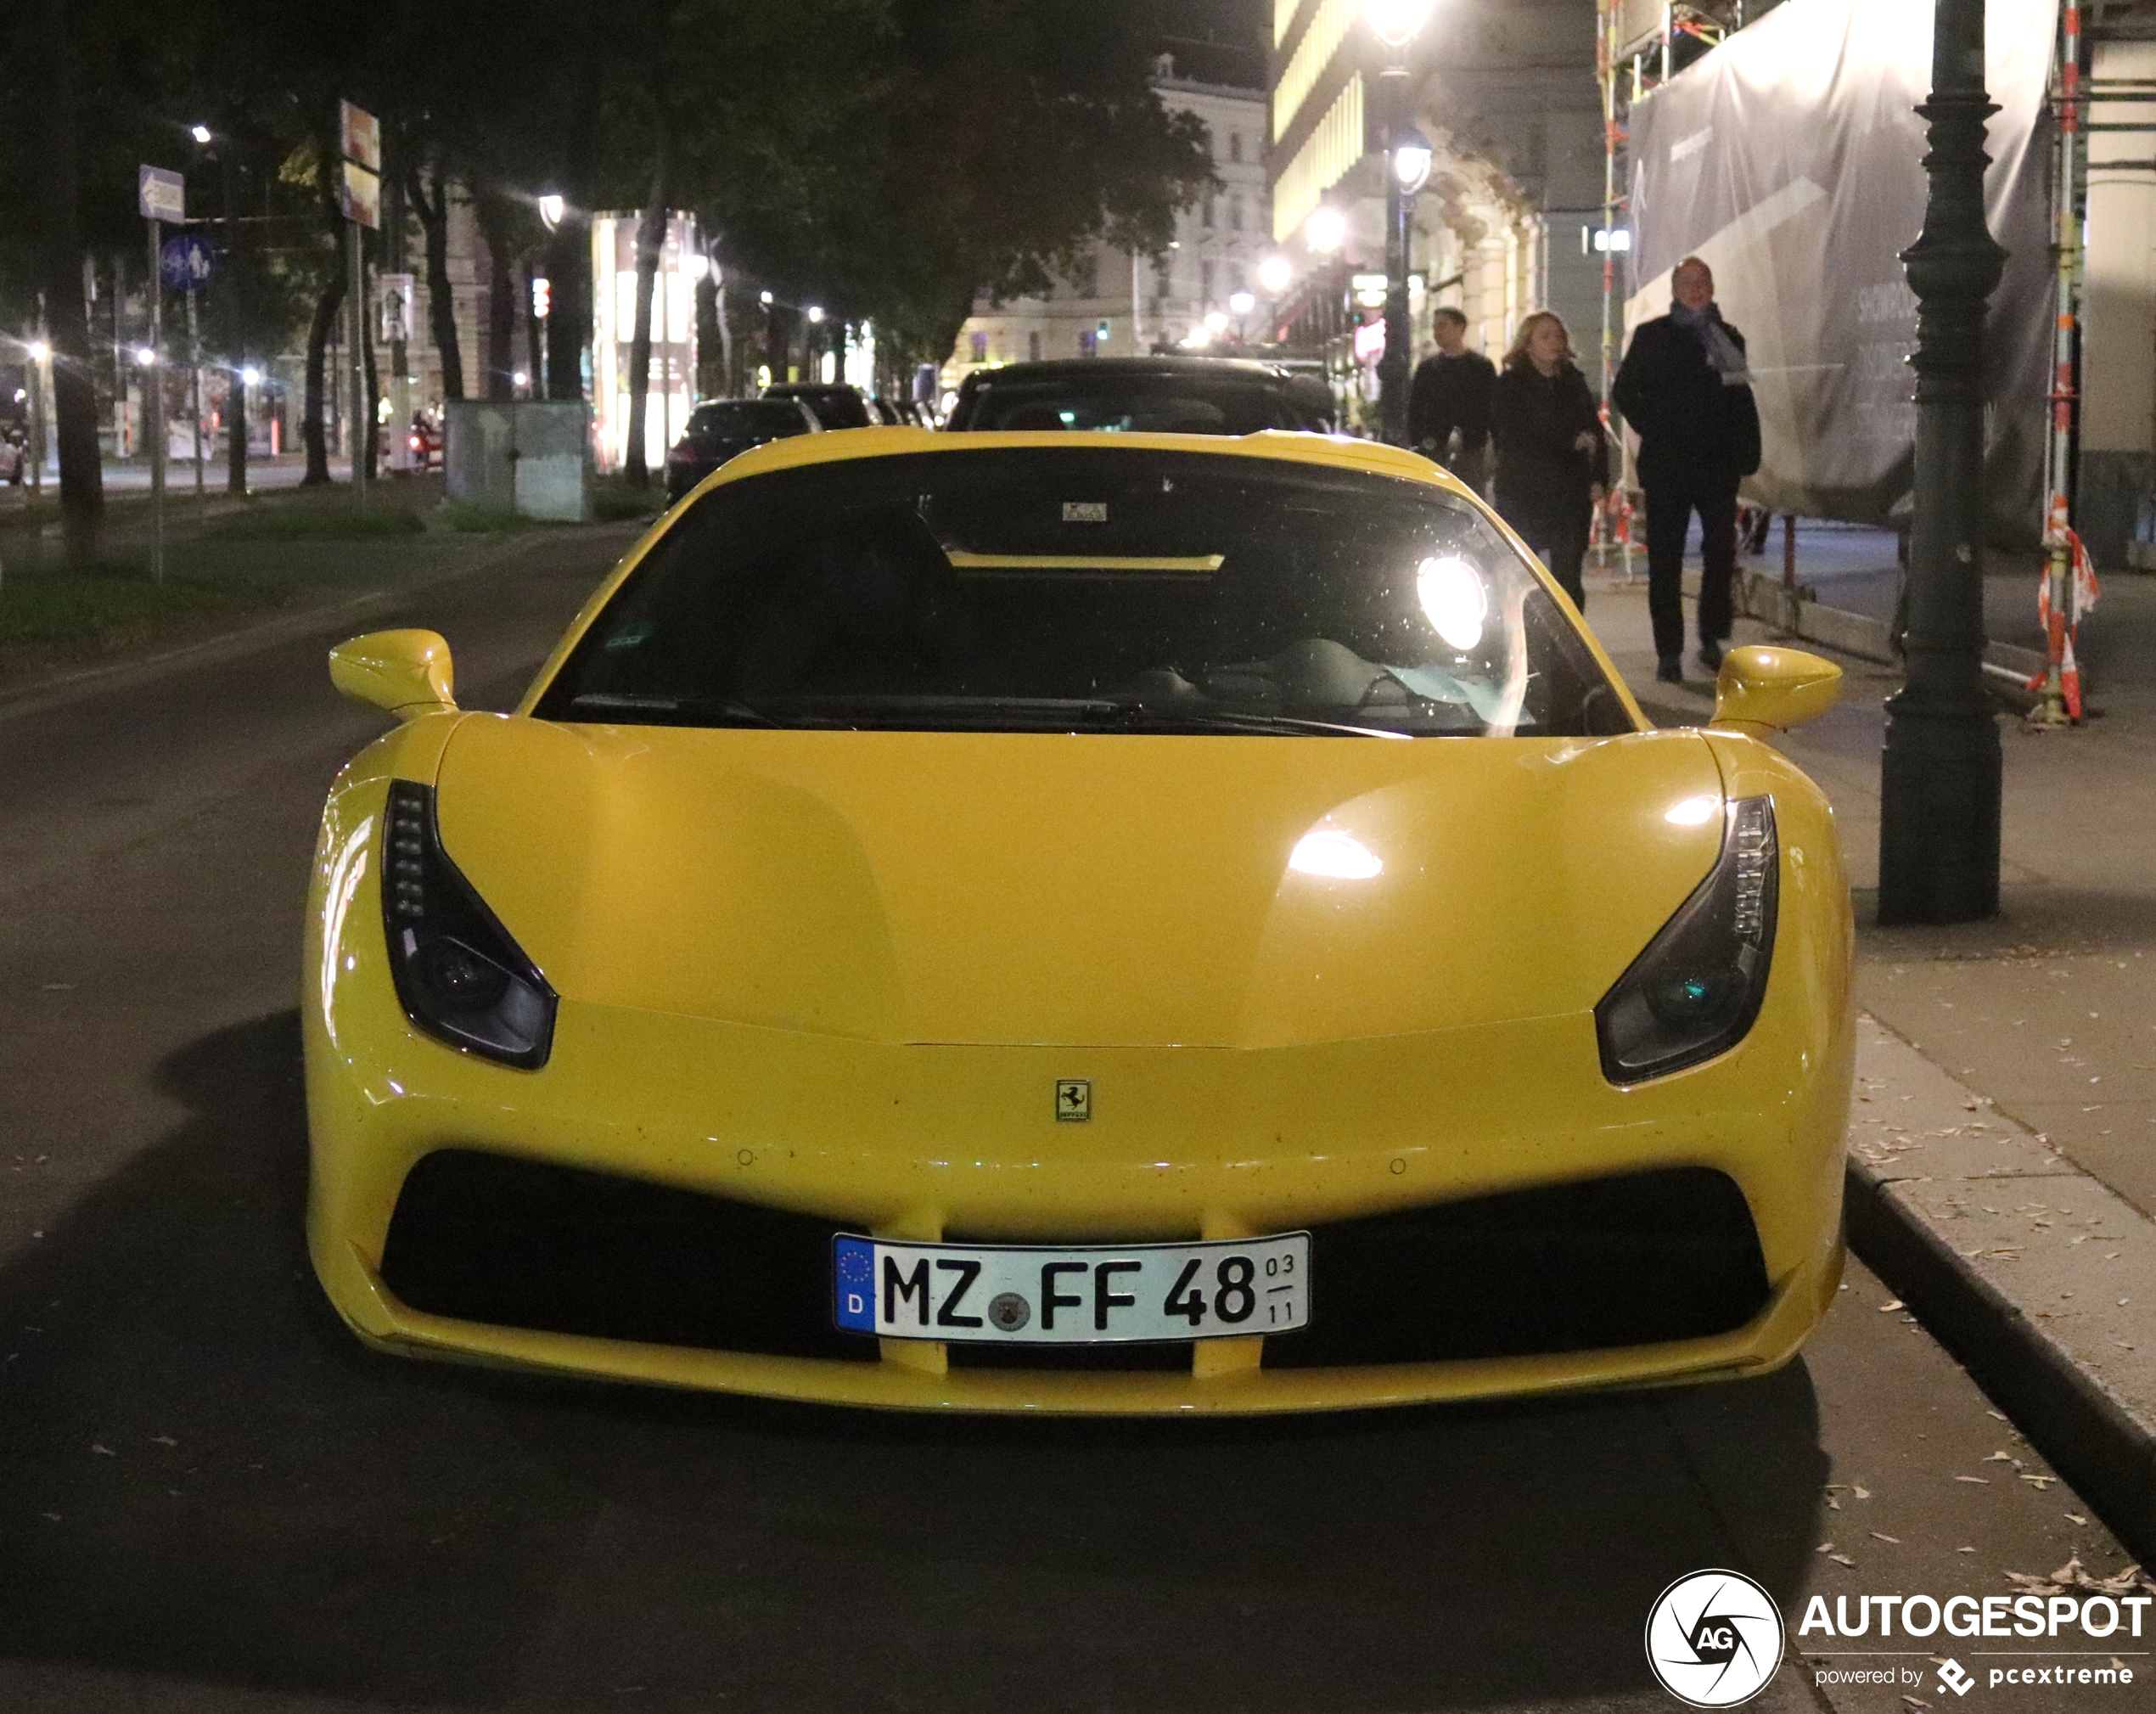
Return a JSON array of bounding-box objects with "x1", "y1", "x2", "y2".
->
[{"x1": 833, "y1": 1233, "x2": 1311, "y2": 1344}]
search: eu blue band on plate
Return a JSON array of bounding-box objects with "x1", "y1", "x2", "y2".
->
[{"x1": 834, "y1": 1236, "x2": 877, "y2": 1331}]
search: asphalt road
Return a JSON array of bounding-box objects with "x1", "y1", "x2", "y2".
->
[{"x1": 0, "y1": 526, "x2": 2142, "y2": 1713}]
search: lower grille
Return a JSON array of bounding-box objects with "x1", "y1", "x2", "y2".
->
[
  {"x1": 379, "y1": 1149, "x2": 876, "y2": 1362},
  {"x1": 378, "y1": 1154, "x2": 1769, "y2": 1376},
  {"x1": 1265, "y1": 1167, "x2": 1771, "y2": 1368}
]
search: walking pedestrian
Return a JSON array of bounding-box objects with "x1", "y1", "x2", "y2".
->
[
  {"x1": 1489, "y1": 311, "x2": 1608, "y2": 612},
  {"x1": 1406, "y1": 306, "x2": 1494, "y2": 482},
  {"x1": 1613, "y1": 256, "x2": 1761, "y2": 683}
]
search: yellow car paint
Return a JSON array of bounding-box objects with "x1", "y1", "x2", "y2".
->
[{"x1": 304, "y1": 427, "x2": 1854, "y2": 1414}]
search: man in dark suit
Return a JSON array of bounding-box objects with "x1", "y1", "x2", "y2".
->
[
  {"x1": 1406, "y1": 306, "x2": 1495, "y2": 483},
  {"x1": 1614, "y1": 256, "x2": 1762, "y2": 683}
]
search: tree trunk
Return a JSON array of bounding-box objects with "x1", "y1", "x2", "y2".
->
[
  {"x1": 544, "y1": 62, "x2": 601, "y2": 404},
  {"x1": 220, "y1": 145, "x2": 248, "y2": 494},
  {"x1": 35, "y1": 0, "x2": 102, "y2": 566},
  {"x1": 624, "y1": 169, "x2": 667, "y2": 483},
  {"x1": 474, "y1": 185, "x2": 518, "y2": 400},
  {"x1": 302, "y1": 233, "x2": 348, "y2": 485},
  {"x1": 697, "y1": 270, "x2": 723, "y2": 398},
  {"x1": 409, "y1": 163, "x2": 463, "y2": 400}
]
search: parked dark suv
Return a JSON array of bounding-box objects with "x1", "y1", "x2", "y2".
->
[
  {"x1": 665, "y1": 397, "x2": 822, "y2": 502},
  {"x1": 943, "y1": 357, "x2": 1337, "y2": 436}
]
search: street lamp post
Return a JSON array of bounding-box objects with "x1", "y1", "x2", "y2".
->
[
  {"x1": 1362, "y1": 0, "x2": 1435, "y2": 445},
  {"x1": 1877, "y1": 0, "x2": 2007, "y2": 924}
]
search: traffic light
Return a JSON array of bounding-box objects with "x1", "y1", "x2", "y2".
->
[{"x1": 531, "y1": 276, "x2": 552, "y2": 320}]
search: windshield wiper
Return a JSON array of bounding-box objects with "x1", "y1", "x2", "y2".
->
[
  {"x1": 1093, "y1": 707, "x2": 1413, "y2": 739},
  {"x1": 567, "y1": 692, "x2": 784, "y2": 728}
]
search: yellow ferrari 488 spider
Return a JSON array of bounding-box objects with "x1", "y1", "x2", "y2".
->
[{"x1": 305, "y1": 427, "x2": 1853, "y2": 1413}]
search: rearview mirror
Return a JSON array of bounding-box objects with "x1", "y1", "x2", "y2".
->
[
  {"x1": 1710, "y1": 644, "x2": 1840, "y2": 735},
  {"x1": 329, "y1": 629, "x2": 458, "y2": 720}
]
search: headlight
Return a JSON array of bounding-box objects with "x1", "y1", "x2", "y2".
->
[
  {"x1": 381, "y1": 781, "x2": 557, "y2": 1069},
  {"x1": 1595, "y1": 796, "x2": 1777, "y2": 1083}
]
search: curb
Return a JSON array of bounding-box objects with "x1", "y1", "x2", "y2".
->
[{"x1": 1842, "y1": 1014, "x2": 2156, "y2": 1567}]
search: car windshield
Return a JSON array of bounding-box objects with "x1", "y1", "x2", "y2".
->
[
  {"x1": 957, "y1": 376, "x2": 1299, "y2": 435},
  {"x1": 686, "y1": 401, "x2": 807, "y2": 439},
  {"x1": 534, "y1": 447, "x2": 1631, "y2": 739}
]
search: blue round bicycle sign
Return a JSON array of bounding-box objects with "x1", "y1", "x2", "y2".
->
[{"x1": 159, "y1": 233, "x2": 217, "y2": 291}]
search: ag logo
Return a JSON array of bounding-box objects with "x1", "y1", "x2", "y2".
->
[{"x1": 1645, "y1": 1569, "x2": 1783, "y2": 1707}]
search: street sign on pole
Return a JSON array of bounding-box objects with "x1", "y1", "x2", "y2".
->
[
  {"x1": 339, "y1": 101, "x2": 381, "y2": 173},
  {"x1": 139, "y1": 162, "x2": 180, "y2": 582},
  {"x1": 159, "y1": 232, "x2": 217, "y2": 292},
  {"x1": 379, "y1": 273, "x2": 414, "y2": 344},
  {"x1": 138, "y1": 165, "x2": 184, "y2": 224},
  {"x1": 340, "y1": 160, "x2": 381, "y2": 230}
]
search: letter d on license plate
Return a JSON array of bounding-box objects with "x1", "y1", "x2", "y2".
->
[{"x1": 833, "y1": 1233, "x2": 1311, "y2": 1344}]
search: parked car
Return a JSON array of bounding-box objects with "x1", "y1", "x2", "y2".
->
[
  {"x1": 944, "y1": 356, "x2": 1338, "y2": 435},
  {"x1": 761, "y1": 381, "x2": 874, "y2": 430},
  {"x1": 665, "y1": 396, "x2": 822, "y2": 502},
  {"x1": 307, "y1": 427, "x2": 1853, "y2": 1415}
]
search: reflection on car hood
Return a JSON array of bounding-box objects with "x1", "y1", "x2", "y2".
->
[{"x1": 432, "y1": 716, "x2": 1726, "y2": 1048}]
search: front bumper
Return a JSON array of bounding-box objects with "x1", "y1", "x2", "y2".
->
[{"x1": 306, "y1": 990, "x2": 1851, "y2": 1414}]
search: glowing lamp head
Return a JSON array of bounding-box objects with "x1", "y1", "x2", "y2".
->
[
  {"x1": 1289, "y1": 829, "x2": 1384, "y2": 881},
  {"x1": 1228, "y1": 289, "x2": 1255, "y2": 315},
  {"x1": 27, "y1": 340, "x2": 51, "y2": 362},
  {"x1": 134, "y1": 346, "x2": 157, "y2": 367},
  {"x1": 536, "y1": 194, "x2": 566, "y2": 229},
  {"x1": 240, "y1": 365, "x2": 261, "y2": 385},
  {"x1": 1305, "y1": 206, "x2": 1347, "y2": 254},
  {"x1": 806, "y1": 305, "x2": 825, "y2": 323},
  {"x1": 1257, "y1": 254, "x2": 1294, "y2": 295},
  {"x1": 1391, "y1": 132, "x2": 1434, "y2": 194},
  {"x1": 1416, "y1": 554, "x2": 1486, "y2": 652},
  {"x1": 1204, "y1": 310, "x2": 1228, "y2": 333},
  {"x1": 759, "y1": 289, "x2": 774, "y2": 306},
  {"x1": 190, "y1": 124, "x2": 213, "y2": 144},
  {"x1": 1362, "y1": 0, "x2": 1436, "y2": 48}
]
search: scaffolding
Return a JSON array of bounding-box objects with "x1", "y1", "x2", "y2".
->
[{"x1": 1591, "y1": 3, "x2": 1742, "y2": 574}]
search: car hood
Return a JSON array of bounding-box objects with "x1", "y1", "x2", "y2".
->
[{"x1": 431, "y1": 717, "x2": 1728, "y2": 1048}]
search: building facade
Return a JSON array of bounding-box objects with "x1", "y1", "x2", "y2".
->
[{"x1": 1268, "y1": 1, "x2": 1605, "y2": 399}]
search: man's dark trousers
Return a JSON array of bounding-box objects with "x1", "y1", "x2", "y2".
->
[{"x1": 1642, "y1": 471, "x2": 1738, "y2": 661}]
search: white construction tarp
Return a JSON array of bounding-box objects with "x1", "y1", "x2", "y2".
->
[{"x1": 1624, "y1": 0, "x2": 2058, "y2": 541}]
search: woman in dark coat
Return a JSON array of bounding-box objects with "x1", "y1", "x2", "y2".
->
[{"x1": 1488, "y1": 310, "x2": 1609, "y2": 611}]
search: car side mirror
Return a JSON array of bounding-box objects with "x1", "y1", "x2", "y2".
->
[
  {"x1": 1710, "y1": 644, "x2": 1840, "y2": 735},
  {"x1": 329, "y1": 629, "x2": 458, "y2": 720}
]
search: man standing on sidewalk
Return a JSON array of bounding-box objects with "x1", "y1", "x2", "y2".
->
[
  {"x1": 1614, "y1": 256, "x2": 1761, "y2": 683},
  {"x1": 1407, "y1": 307, "x2": 1495, "y2": 485}
]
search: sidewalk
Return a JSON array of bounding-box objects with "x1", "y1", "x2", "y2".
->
[{"x1": 1578, "y1": 556, "x2": 2156, "y2": 1563}]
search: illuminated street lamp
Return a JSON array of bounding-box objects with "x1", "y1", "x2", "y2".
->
[
  {"x1": 536, "y1": 194, "x2": 565, "y2": 230},
  {"x1": 1363, "y1": 0, "x2": 1435, "y2": 47},
  {"x1": 1257, "y1": 253, "x2": 1294, "y2": 295},
  {"x1": 189, "y1": 123, "x2": 213, "y2": 144},
  {"x1": 1305, "y1": 206, "x2": 1346, "y2": 254},
  {"x1": 1362, "y1": 0, "x2": 1436, "y2": 444}
]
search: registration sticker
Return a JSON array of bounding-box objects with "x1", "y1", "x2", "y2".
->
[
  {"x1": 1061, "y1": 501, "x2": 1108, "y2": 523},
  {"x1": 833, "y1": 1232, "x2": 1310, "y2": 1344}
]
